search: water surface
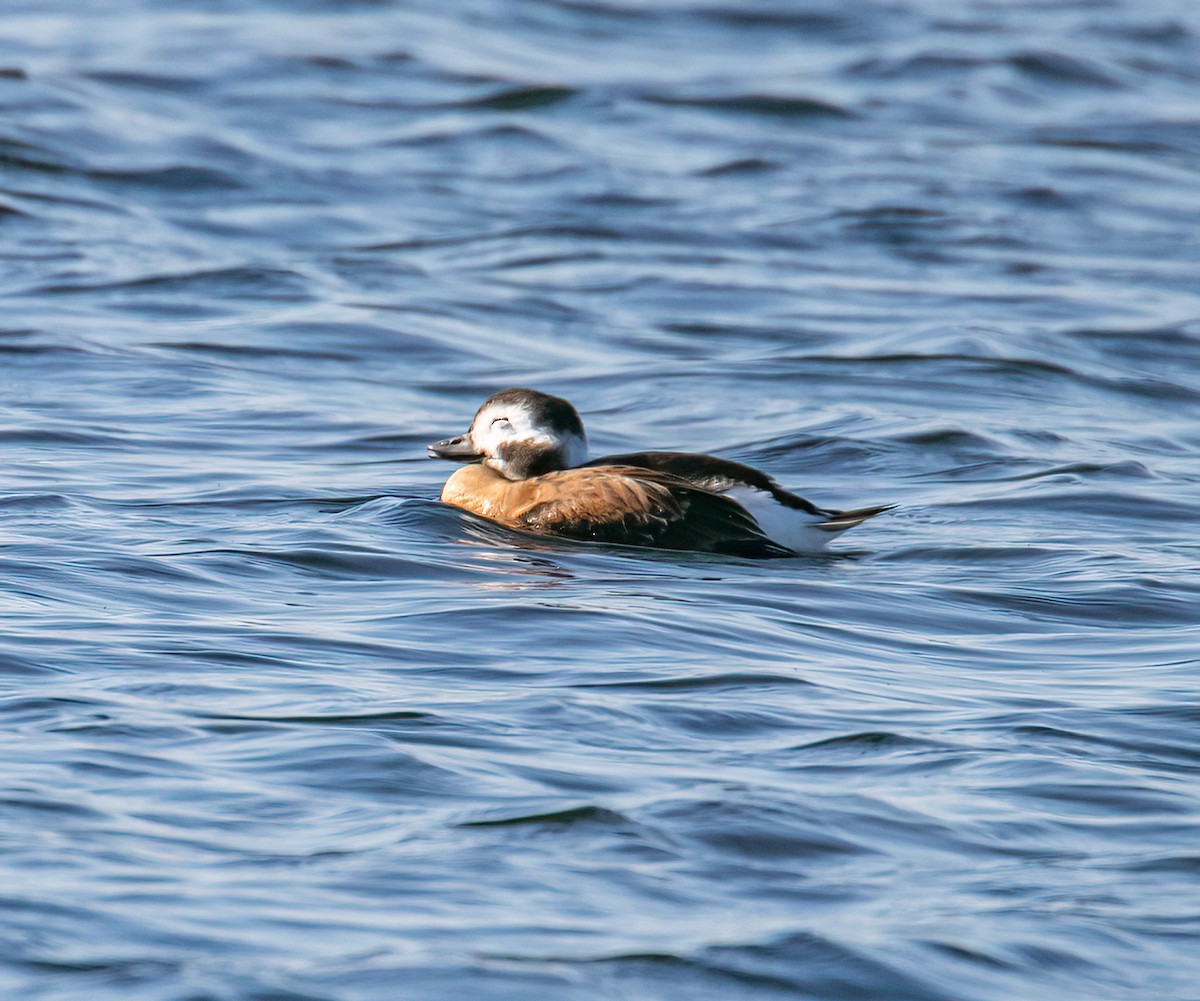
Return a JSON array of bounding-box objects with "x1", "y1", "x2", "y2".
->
[{"x1": 2, "y1": 1, "x2": 1199, "y2": 999}]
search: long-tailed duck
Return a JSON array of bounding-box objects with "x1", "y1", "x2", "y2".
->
[{"x1": 428, "y1": 388, "x2": 890, "y2": 556}]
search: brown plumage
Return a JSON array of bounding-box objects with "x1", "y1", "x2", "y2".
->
[
  {"x1": 440, "y1": 463, "x2": 787, "y2": 557},
  {"x1": 428, "y1": 388, "x2": 891, "y2": 554}
]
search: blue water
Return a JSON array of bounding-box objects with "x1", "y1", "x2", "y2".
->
[{"x1": 3, "y1": 1, "x2": 1200, "y2": 998}]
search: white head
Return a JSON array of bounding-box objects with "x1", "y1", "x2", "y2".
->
[{"x1": 428, "y1": 388, "x2": 588, "y2": 479}]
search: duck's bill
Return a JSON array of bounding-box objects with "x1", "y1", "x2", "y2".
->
[{"x1": 428, "y1": 434, "x2": 481, "y2": 461}]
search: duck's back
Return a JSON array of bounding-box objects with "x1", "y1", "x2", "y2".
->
[
  {"x1": 585, "y1": 450, "x2": 891, "y2": 551},
  {"x1": 442, "y1": 463, "x2": 784, "y2": 556},
  {"x1": 585, "y1": 451, "x2": 825, "y2": 514}
]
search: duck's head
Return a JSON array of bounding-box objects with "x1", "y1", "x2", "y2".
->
[{"x1": 428, "y1": 388, "x2": 588, "y2": 479}]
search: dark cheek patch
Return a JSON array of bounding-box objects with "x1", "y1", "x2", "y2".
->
[{"x1": 496, "y1": 441, "x2": 561, "y2": 478}]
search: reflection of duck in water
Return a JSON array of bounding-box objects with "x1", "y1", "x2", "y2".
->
[{"x1": 429, "y1": 388, "x2": 890, "y2": 556}]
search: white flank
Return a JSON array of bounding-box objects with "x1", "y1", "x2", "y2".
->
[{"x1": 723, "y1": 486, "x2": 835, "y2": 554}]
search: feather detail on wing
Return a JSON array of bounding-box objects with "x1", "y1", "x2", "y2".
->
[
  {"x1": 585, "y1": 451, "x2": 827, "y2": 516},
  {"x1": 589, "y1": 452, "x2": 893, "y2": 538},
  {"x1": 512, "y1": 466, "x2": 788, "y2": 556}
]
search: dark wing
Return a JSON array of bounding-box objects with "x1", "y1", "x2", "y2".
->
[
  {"x1": 587, "y1": 451, "x2": 827, "y2": 516},
  {"x1": 514, "y1": 466, "x2": 788, "y2": 557}
]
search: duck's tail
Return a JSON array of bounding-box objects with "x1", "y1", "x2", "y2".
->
[{"x1": 816, "y1": 504, "x2": 895, "y2": 534}]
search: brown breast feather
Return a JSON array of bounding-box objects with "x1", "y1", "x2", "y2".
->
[{"x1": 445, "y1": 464, "x2": 784, "y2": 556}]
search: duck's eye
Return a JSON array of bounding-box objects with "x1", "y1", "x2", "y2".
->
[{"x1": 490, "y1": 417, "x2": 512, "y2": 429}]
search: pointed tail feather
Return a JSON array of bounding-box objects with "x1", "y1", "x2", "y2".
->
[{"x1": 816, "y1": 504, "x2": 895, "y2": 533}]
